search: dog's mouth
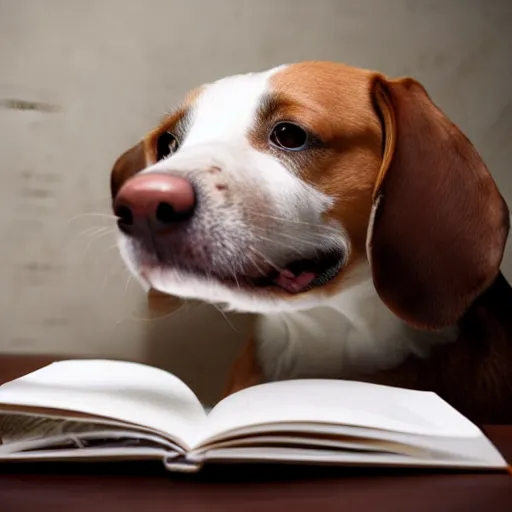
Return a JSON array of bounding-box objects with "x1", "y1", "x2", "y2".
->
[
  {"x1": 129, "y1": 224, "x2": 347, "y2": 298},
  {"x1": 240, "y1": 248, "x2": 346, "y2": 294},
  {"x1": 138, "y1": 246, "x2": 346, "y2": 297}
]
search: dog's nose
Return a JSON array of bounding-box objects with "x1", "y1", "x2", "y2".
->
[{"x1": 113, "y1": 173, "x2": 196, "y2": 235}]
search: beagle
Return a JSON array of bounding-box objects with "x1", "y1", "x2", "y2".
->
[{"x1": 110, "y1": 61, "x2": 512, "y2": 425}]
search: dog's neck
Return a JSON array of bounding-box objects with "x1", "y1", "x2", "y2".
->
[{"x1": 255, "y1": 262, "x2": 458, "y2": 382}]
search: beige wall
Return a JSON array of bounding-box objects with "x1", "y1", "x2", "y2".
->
[{"x1": 1, "y1": 0, "x2": 511, "y2": 403}]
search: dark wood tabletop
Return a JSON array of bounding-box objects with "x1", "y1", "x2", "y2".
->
[{"x1": 0, "y1": 355, "x2": 511, "y2": 512}]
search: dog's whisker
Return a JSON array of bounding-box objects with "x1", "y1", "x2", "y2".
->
[
  {"x1": 110, "y1": 300, "x2": 191, "y2": 329},
  {"x1": 67, "y1": 212, "x2": 118, "y2": 226},
  {"x1": 82, "y1": 228, "x2": 115, "y2": 248},
  {"x1": 79, "y1": 226, "x2": 114, "y2": 239},
  {"x1": 142, "y1": 299, "x2": 189, "y2": 322},
  {"x1": 125, "y1": 274, "x2": 134, "y2": 293},
  {"x1": 275, "y1": 230, "x2": 334, "y2": 247},
  {"x1": 212, "y1": 303, "x2": 239, "y2": 333},
  {"x1": 246, "y1": 252, "x2": 268, "y2": 277},
  {"x1": 231, "y1": 271, "x2": 241, "y2": 291},
  {"x1": 245, "y1": 209, "x2": 340, "y2": 234},
  {"x1": 92, "y1": 243, "x2": 123, "y2": 272},
  {"x1": 103, "y1": 243, "x2": 122, "y2": 255},
  {"x1": 77, "y1": 226, "x2": 105, "y2": 239},
  {"x1": 248, "y1": 246, "x2": 282, "y2": 273},
  {"x1": 82, "y1": 229, "x2": 117, "y2": 264},
  {"x1": 250, "y1": 223, "x2": 335, "y2": 246},
  {"x1": 251, "y1": 229, "x2": 320, "y2": 252},
  {"x1": 252, "y1": 234, "x2": 305, "y2": 255}
]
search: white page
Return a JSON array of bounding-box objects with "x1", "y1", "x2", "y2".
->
[
  {"x1": 0, "y1": 429, "x2": 179, "y2": 455},
  {"x1": 0, "y1": 360, "x2": 206, "y2": 449},
  {"x1": 202, "y1": 445, "x2": 506, "y2": 469},
  {"x1": 200, "y1": 379, "x2": 482, "y2": 447}
]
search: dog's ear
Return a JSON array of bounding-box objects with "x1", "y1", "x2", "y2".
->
[
  {"x1": 367, "y1": 75, "x2": 509, "y2": 330},
  {"x1": 110, "y1": 141, "x2": 148, "y2": 198}
]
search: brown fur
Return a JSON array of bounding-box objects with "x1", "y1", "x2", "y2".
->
[
  {"x1": 263, "y1": 63, "x2": 384, "y2": 298},
  {"x1": 110, "y1": 140, "x2": 149, "y2": 199}
]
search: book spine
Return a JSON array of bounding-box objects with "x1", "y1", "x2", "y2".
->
[{"x1": 164, "y1": 454, "x2": 203, "y2": 473}]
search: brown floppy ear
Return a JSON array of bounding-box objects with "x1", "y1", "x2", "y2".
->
[
  {"x1": 110, "y1": 140, "x2": 149, "y2": 199},
  {"x1": 368, "y1": 75, "x2": 509, "y2": 330}
]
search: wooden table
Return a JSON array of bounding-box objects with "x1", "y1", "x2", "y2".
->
[{"x1": 0, "y1": 355, "x2": 511, "y2": 512}]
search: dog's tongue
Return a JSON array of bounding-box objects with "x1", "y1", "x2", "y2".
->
[{"x1": 273, "y1": 269, "x2": 316, "y2": 294}]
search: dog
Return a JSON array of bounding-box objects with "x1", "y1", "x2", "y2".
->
[{"x1": 109, "y1": 61, "x2": 512, "y2": 425}]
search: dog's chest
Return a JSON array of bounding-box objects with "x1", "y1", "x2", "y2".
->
[{"x1": 254, "y1": 271, "x2": 457, "y2": 382}]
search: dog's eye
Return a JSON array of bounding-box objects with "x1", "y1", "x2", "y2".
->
[
  {"x1": 269, "y1": 122, "x2": 308, "y2": 151},
  {"x1": 156, "y1": 131, "x2": 179, "y2": 160}
]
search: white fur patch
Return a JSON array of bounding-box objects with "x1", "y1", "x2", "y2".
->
[{"x1": 256, "y1": 261, "x2": 457, "y2": 382}]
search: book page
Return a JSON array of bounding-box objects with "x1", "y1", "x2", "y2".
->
[
  {"x1": 0, "y1": 360, "x2": 206, "y2": 449},
  {"x1": 201, "y1": 445, "x2": 506, "y2": 470},
  {"x1": 198, "y1": 379, "x2": 482, "y2": 447}
]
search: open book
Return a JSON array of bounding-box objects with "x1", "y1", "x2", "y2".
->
[{"x1": 0, "y1": 360, "x2": 507, "y2": 473}]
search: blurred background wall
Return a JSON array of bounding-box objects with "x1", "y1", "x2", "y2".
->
[{"x1": 1, "y1": 0, "x2": 511, "y2": 403}]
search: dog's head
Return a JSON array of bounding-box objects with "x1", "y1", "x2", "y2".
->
[{"x1": 110, "y1": 61, "x2": 508, "y2": 328}]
